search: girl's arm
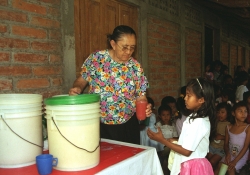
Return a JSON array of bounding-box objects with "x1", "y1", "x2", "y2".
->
[
  {"x1": 228, "y1": 126, "x2": 250, "y2": 170},
  {"x1": 223, "y1": 125, "x2": 230, "y2": 164},
  {"x1": 147, "y1": 127, "x2": 192, "y2": 157}
]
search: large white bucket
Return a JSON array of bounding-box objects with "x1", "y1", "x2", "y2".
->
[
  {"x1": 45, "y1": 96, "x2": 101, "y2": 171},
  {"x1": 0, "y1": 94, "x2": 43, "y2": 168}
]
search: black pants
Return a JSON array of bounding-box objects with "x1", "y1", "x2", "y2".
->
[{"x1": 100, "y1": 114, "x2": 140, "y2": 144}]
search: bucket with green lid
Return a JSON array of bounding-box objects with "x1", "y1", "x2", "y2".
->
[{"x1": 44, "y1": 94, "x2": 101, "y2": 171}]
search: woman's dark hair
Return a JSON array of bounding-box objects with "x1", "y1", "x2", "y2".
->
[
  {"x1": 231, "y1": 101, "x2": 248, "y2": 124},
  {"x1": 107, "y1": 25, "x2": 136, "y2": 48},
  {"x1": 161, "y1": 96, "x2": 176, "y2": 106},
  {"x1": 216, "y1": 102, "x2": 232, "y2": 123},
  {"x1": 158, "y1": 105, "x2": 172, "y2": 117},
  {"x1": 186, "y1": 77, "x2": 216, "y2": 141}
]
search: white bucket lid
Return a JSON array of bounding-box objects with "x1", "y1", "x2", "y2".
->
[{"x1": 0, "y1": 94, "x2": 42, "y2": 105}]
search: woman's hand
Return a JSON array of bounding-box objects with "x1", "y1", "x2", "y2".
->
[
  {"x1": 147, "y1": 127, "x2": 165, "y2": 143},
  {"x1": 146, "y1": 103, "x2": 152, "y2": 117},
  {"x1": 69, "y1": 87, "x2": 81, "y2": 95}
]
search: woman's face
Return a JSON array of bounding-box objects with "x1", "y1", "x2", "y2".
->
[{"x1": 111, "y1": 34, "x2": 136, "y2": 63}]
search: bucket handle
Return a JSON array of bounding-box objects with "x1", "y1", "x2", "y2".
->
[
  {"x1": 51, "y1": 117, "x2": 100, "y2": 153},
  {"x1": 0, "y1": 115, "x2": 43, "y2": 148}
]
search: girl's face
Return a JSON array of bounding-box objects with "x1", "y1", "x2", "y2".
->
[
  {"x1": 233, "y1": 106, "x2": 247, "y2": 122},
  {"x1": 216, "y1": 108, "x2": 227, "y2": 122},
  {"x1": 159, "y1": 110, "x2": 171, "y2": 125},
  {"x1": 167, "y1": 102, "x2": 177, "y2": 115},
  {"x1": 184, "y1": 88, "x2": 204, "y2": 111}
]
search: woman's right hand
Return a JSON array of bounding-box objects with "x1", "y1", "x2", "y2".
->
[{"x1": 69, "y1": 87, "x2": 81, "y2": 96}]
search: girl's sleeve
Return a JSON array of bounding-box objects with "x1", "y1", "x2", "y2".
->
[{"x1": 181, "y1": 119, "x2": 209, "y2": 151}]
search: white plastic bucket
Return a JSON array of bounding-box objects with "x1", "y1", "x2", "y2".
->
[
  {"x1": 45, "y1": 102, "x2": 101, "y2": 171},
  {"x1": 0, "y1": 94, "x2": 43, "y2": 168}
]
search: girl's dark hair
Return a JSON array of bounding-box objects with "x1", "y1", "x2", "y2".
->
[
  {"x1": 216, "y1": 102, "x2": 232, "y2": 123},
  {"x1": 147, "y1": 96, "x2": 155, "y2": 109},
  {"x1": 161, "y1": 96, "x2": 176, "y2": 106},
  {"x1": 232, "y1": 101, "x2": 248, "y2": 124},
  {"x1": 186, "y1": 77, "x2": 216, "y2": 141},
  {"x1": 158, "y1": 105, "x2": 172, "y2": 117},
  {"x1": 107, "y1": 25, "x2": 136, "y2": 48},
  {"x1": 243, "y1": 91, "x2": 250, "y2": 102},
  {"x1": 221, "y1": 88, "x2": 235, "y2": 104},
  {"x1": 235, "y1": 71, "x2": 248, "y2": 85}
]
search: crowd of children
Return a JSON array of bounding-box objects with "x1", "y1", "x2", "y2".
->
[{"x1": 139, "y1": 62, "x2": 250, "y2": 175}]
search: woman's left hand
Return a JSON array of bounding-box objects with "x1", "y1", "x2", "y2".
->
[{"x1": 146, "y1": 103, "x2": 152, "y2": 117}]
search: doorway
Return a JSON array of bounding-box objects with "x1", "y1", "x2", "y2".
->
[
  {"x1": 74, "y1": 0, "x2": 139, "y2": 76},
  {"x1": 204, "y1": 26, "x2": 214, "y2": 68}
]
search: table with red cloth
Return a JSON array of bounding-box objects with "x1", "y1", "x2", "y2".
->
[{"x1": 0, "y1": 139, "x2": 163, "y2": 175}]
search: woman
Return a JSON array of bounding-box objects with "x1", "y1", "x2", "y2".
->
[{"x1": 69, "y1": 25, "x2": 151, "y2": 144}]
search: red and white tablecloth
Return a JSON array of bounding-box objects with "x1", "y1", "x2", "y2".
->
[{"x1": 0, "y1": 139, "x2": 163, "y2": 175}]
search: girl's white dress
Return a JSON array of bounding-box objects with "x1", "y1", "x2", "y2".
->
[{"x1": 140, "y1": 113, "x2": 162, "y2": 151}]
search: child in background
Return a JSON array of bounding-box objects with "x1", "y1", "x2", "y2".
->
[
  {"x1": 204, "y1": 62, "x2": 214, "y2": 83},
  {"x1": 156, "y1": 105, "x2": 178, "y2": 166},
  {"x1": 175, "y1": 86, "x2": 191, "y2": 136},
  {"x1": 207, "y1": 102, "x2": 232, "y2": 170},
  {"x1": 148, "y1": 78, "x2": 216, "y2": 175},
  {"x1": 235, "y1": 71, "x2": 249, "y2": 102},
  {"x1": 243, "y1": 91, "x2": 250, "y2": 124},
  {"x1": 161, "y1": 96, "x2": 178, "y2": 124},
  {"x1": 220, "y1": 88, "x2": 235, "y2": 106},
  {"x1": 140, "y1": 97, "x2": 162, "y2": 151},
  {"x1": 215, "y1": 101, "x2": 250, "y2": 175}
]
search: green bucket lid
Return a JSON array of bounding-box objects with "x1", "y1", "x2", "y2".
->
[{"x1": 44, "y1": 94, "x2": 100, "y2": 105}]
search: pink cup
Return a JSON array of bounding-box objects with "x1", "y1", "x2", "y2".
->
[{"x1": 136, "y1": 100, "x2": 148, "y2": 121}]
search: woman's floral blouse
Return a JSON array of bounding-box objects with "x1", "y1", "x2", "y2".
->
[{"x1": 81, "y1": 50, "x2": 149, "y2": 124}]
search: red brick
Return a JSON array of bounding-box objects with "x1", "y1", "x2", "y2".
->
[
  {"x1": 31, "y1": 41, "x2": 60, "y2": 51},
  {"x1": 52, "y1": 77, "x2": 62, "y2": 86},
  {"x1": 0, "y1": 10, "x2": 27, "y2": 23},
  {"x1": 0, "y1": 52, "x2": 10, "y2": 62},
  {"x1": 14, "y1": 53, "x2": 48, "y2": 63},
  {"x1": 49, "y1": 30, "x2": 61, "y2": 40},
  {"x1": 16, "y1": 78, "x2": 50, "y2": 89},
  {"x1": 12, "y1": 25, "x2": 47, "y2": 39},
  {"x1": 40, "y1": 0, "x2": 60, "y2": 5},
  {"x1": 0, "y1": 24, "x2": 7, "y2": 33},
  {"x1": 12, "y1": 0, "x2": 46, "y2": 15},
  {"x1": 0, "y1": 66, "x2": 31, "y2": 76},
  {"x1": 49, "y1": 54, "x2": 61, "y2": 63},
  {"x1": 0, "y1": 79, "x2": 12, "y2": 90},
  {"x1": 0, "y1": 0, "x2": 7, "y2": 6},
  {"x1": 33, "y1": 66, "x2": 62, "y2": 76},
  {"x1": 0, "y1": 38, "x2": 29, "y2": 49},
  {"x1": 31, "y1": 16, "x2": 60, "y2": 28},
  {"x1": 47, "y1": 7, "x2": 60, "y2": 17}
]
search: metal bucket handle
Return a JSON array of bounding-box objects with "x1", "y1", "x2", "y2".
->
[
  {"x1": 51, "y1": 117, "x2": 100, "y2": 153},
  {"x1": 0, "y1": 114, "x2": 43, "y2": 148}
]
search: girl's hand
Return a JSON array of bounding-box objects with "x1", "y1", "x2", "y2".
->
[
  {"x1": 146, "y1": 103, "x2": 152, "y2": 117},
  {"x1": 147, "y1": 127, "x2": 165, "y2": 143},
  {"x1": 228, "y1": 160, "x2": 236, "y2": 171}
]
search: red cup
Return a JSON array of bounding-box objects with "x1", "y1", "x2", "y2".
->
[{"x1": 136, "y1": 100, "x2": 148, "y2": 121}]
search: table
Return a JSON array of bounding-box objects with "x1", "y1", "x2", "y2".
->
[{"x1": 0, "y1": 139, "x2": 163, "y2": 175}]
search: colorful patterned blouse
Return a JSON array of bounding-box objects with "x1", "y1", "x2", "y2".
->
[{"x1": 81, "y1": 50, "x2": 149, "y2": 124}]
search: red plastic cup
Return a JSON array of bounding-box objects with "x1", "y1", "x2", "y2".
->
[{"x1": 136, "y1": 100, "x2": 148, "y2": 121}]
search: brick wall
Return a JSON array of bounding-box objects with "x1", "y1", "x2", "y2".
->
[
  {"x1": 185, "y1": 28, "x2": 202, "y2": 82},
  {"x1": 0, "y1": 0, "x2": 63, "y2": 98},
  {"x1": 230, "y1": 45, "x2": 237, "y2": 76},
  {"x1": 221, "y1": 41, "x2": 229, "y2": 66},
  {"x1": 147, "y1": 17, "x2": 181, "y2": 108}
]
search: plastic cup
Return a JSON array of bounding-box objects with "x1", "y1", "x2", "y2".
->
[
  {"x1": 136, "y1": 100, "x2": 148, "y2": 121},
  {"x1": 36, "y1": 154, "x2": 58, "y2": 175},
  {"x1": 218, "y1": 163, "x2": 228, "y2": 175}
]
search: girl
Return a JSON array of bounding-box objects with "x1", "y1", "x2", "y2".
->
[
  {"x1": 147, "y1": 78, "x2": 216, "y2": 175},
  {"x1": 215, "y1": 101, "x2": 250, "y2": 175},
  {"x1": 207, "y1": 102, "x2": 232, "y2": 170}
]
